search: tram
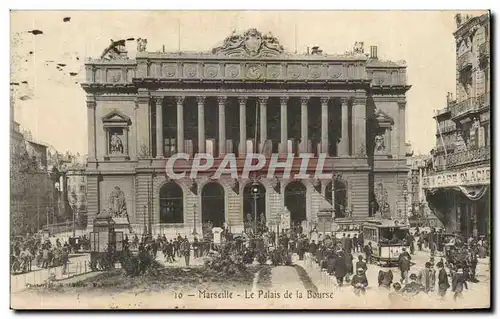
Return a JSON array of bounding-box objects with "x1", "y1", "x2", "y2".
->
[{"x1": 362, "y1": 220, "x2": 410, "y2": 266}]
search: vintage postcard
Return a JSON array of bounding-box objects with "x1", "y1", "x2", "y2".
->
[{"x1": 10, "y1": 10, "x2": 491, "y2": 310}]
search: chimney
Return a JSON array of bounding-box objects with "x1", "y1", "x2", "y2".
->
[{"x1": 370, "y1": 46, "x2": 378, "y2": 59}]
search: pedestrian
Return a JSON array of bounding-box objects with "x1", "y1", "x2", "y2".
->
[
  {"x1": 346, "y1": 234, "x2": 353, "y2": 254},
  {"x1": 378, "y1": 269, "x2": 394, "y2": 290},
  {"x1": 358, "y1": 232, "x2": 364, "y2": 253},
  {"x1": 451, "y1": 267, "x2": 468, "y2": 301},
  {"x1": 193, "y1": 237, "x2": 200, "y2": 259},
  {"x1": 61, "y1": 247, "x2": 69, "y2": 275},
  {"x1": 407, "y1": 232, "x2": 415, "y2": 255},
  {"x1": 364, "y1": 242, "x2": 373, "y2": 264},
  {"x1": 333, "y1": 248, "x2": 347, "y2": 287},
  {"x1": 352, "y1": 234, "x2": 358, "y2": 253},
  {"x1": 181, "y1": 237, "x2": 191, "y2": 266},
  {"x1": 355, "y1": 255, "x2": 367, "y2": 273},
  {"x1": 341, "y1": 234, "x2": 347, "y2": 251},
  {"x1": 398, "y1": 248, "x2": 411, "y2": 284},
  {"x1": 417, "y1": 236, "x2": 423, "y2": 251},
  {"x1": 437, "y1": 261, "x2": 450, "y2": 298},
  {"x1": 344, "y1": 249, "x2": 354, "y2": 282},
  {"x1": 418, "y1": 262, "x2": 434, "y2": 293},
  {"x1": 351, "y1": 268, "x2": 368, "y2": 295},
  {"x1": 389, "y1": 282, "x2": 404, "y2": 304}
]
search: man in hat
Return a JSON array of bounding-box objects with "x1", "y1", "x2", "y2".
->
[
  {"x1": 332, "y1": 247, "x2": 347, "y2": 286},
  {"x1": 351, "y1": 267, "x2": 368, "y2": 295}
]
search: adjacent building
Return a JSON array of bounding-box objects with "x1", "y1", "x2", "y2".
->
[
  {"x1": 423, "y1": 13, "x2": 490, "y2": 238},
  {"x1": 82, "y1": 30, "x2": 411, "y2": 236}
]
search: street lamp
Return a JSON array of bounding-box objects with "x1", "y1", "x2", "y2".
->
[
  {"x1": 402, "y1": 183, "x2": 408, "y2": 225},
  {"x1": 192, "y1": 204, "x2": 198, "y2": 236},
  {"x1": 251, "y1": 181, "x2": 260, "y2": 234}
]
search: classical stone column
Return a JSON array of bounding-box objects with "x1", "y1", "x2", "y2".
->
[
  {"x1": 300, "y1": 97, "x2": 308, "y2": 153},
  {"x1": 86, "y1": 96, "x2": 96, "y2": 160},
  {"x1": 197, "y1": 96, "x2": 206, "y2": 153},
  {"x1": 353, "y1": 96, "x2": 367, "y2": 156},
  {"x1": 218, "y1": 96, "x2": 226, "y2": 156},
  {"x1": 136, "y1": 89, "x2": 151, "y2": 158},
  {"x1": 258, "y1": 97, "x2": 268, "y2": 151},
  {"x1": 338, "y1": 97, "x2": 350, "y2": 156},
  {"x1": 239, "y1": 97, "x2": 247, "y2": 157},
  {"x1": 280, "y1": 97, "x2": 288, "y2": 154},
  {"x1": 123, "y1": 127, "x2": 129, "y2": 156},
  {"x1": 385, "y1": 127, "x2": 392, "y2": 154},
  {"x1": 320, "y1": 97, "x2": 329, "y2": 154},
  {"x1": 398, "y1": 100, "x2": 406, "y2": 157},
  {"x1": 176, "y1": 96, "x2": 184, "y2": 153},
  {"x1": 155, "y1": 97, "x2": 164, "y2": 158}
]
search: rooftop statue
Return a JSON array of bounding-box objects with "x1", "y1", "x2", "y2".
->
[{"x1": 212, "y1": 28, "x2": 284, "y2": 57}]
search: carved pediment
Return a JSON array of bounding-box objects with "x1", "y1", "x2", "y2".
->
[
  {"x1": 102, "y1": 109, "x2": 131, "y2": 125},
  {"x1": 212, "y1": 28, "x2": 285, "y2": 58},
  {"x1": 374, "y1": 108, "x2": 394, "y2": 128}
]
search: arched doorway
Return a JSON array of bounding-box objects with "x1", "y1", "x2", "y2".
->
[
  {"x1": 284, "y1": 181, "x2": 307, "y2": 225},
  {"x1": 243, "y1": 182, "x2": 266, "y2": 231},
  {"x1": 159, "y1": 182, "x2": 184, "y2": 223},
  {"x1": 201, "y1": 182, "x2": 225, "y2": 228},
  {"x1": 326, "y1": 180, "x2": 348, "y2": 218}
]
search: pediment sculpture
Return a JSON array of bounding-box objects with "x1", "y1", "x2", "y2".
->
[{"x1": 212, "y1": 28, "x2": 285, "y2": 57}]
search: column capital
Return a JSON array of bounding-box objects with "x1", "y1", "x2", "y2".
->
[
  {"x1": 257, "y1": 96, "x2": 269, "y2": 104},
  {"x1": 398, "y1": 100, "x2": 407, "y2": 108},
  {"x1": 217, "y1": 96, "x2": 227, "y2": 106},
  {"x1": 320, "y1": 97, "x2": 329, "y2": 105},
  {"x1": 340, "y1": 97, "x2": 349, "y2": 106},
  {"x1": 154, "y1": 96, "x2": 163, "y2": 104},
  {"x1": 280, "y1": 96, "x2": 288, "y2": 106},
  {"x1": 238, "y1": 96, "x2": 247, "y2": 105},
  {"x1": 300, "y1": 97, "x2": 309, "y2": 105},
  {"x1": 197, "y1": 96, "x2": 206, "y2": 105},
  {"x1": 175, "y1": 96, "x2": 185, "y2": 105},
  {"x1": 86, "y1": 100, "x2": 96, "y2": 109},
  {"x1": 135, "y1": 94, "x2": 150, "y2": 107}
]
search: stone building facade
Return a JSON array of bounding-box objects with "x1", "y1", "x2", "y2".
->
[
  {"x1": 423, "y1": 13, "x2": 490, "y2": 238},
  {"x1": 82, "y1": 30, "x2": 410, "y2": 236}
]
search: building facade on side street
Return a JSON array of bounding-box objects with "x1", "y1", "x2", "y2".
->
[
  {"x1": 82, "y1": 30, "x2": 411, "y2": 236},
  {"x1": 422, "y1": 13, "x2": 490, "y2": 239},
  {"x1": 10, "y1": 93, "x2": 53, "y2": 235}
]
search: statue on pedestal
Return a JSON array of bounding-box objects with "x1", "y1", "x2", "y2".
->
[
  {"x1": 374, "y1": 134, "x2": 385, "y2": 154},
  {"x1": 110, "y1": 132, "x2": 123, "y2": 155},
  {"x1": 108, "y1": 186, "x2": 128, "y2": 218}
]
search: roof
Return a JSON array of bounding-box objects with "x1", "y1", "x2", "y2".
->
[{"x1": 366, "y1": 59, "x2": 405, "y2": 68}]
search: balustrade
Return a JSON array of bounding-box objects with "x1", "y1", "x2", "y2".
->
[{"x1": 446, "y1": 146, "x2": 490, "y2": 167}]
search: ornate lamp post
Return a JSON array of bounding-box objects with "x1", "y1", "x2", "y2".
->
[
  {"x1": 251, "y1": 181, "x2": 260, "y2": 234},
  {"x1": 192, "y1": 203, "x2": 198, "y2": 236},
  {"x1": 402, "y1": 183, "x2": 408, "y2": 224}
]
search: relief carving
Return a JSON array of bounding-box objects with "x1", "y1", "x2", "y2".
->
[
  {"x1": 246, "y1": 64, "x2": 262, "y2": 79},
  {"x1": 226, "y1": 65, "x2": 239, "y2": 78},
  {"x1": 162, "y1": 63, "x2": 177, "y2": 77},
  {"x1": 205, "y1": 65, "x2": 218, "y2": 78},
  {"x1": 267, "y1": 65, "x2": 280, "y2": 78},
  {"x1": 184, "y1": 64, "x2": 197, "y2": 78}
]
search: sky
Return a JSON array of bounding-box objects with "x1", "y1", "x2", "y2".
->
[{"x1": 10, "y1": 10, "x2": 486, "y2": 155}]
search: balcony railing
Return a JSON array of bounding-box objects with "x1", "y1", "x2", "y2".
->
[
  {"x1": 451, "y1": 94, "x2": 490, "y2": 119},
  {"x1": 437, "y1": 125, "x2": 456, "y2": 135},
  {"x1": 446, "y1": 146, "x2": 490, "y2": 167},
  {"x1": 457, "y1": 51, "x2": 472, "y2": 71}
]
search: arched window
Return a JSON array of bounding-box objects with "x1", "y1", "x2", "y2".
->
[{"x1": 159, "y1": 182, "x2": 184, "y2": 223}]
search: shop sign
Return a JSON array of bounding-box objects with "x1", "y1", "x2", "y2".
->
[{"x1": 422, "y1": 166, "x2": 490, "y2": 189}]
